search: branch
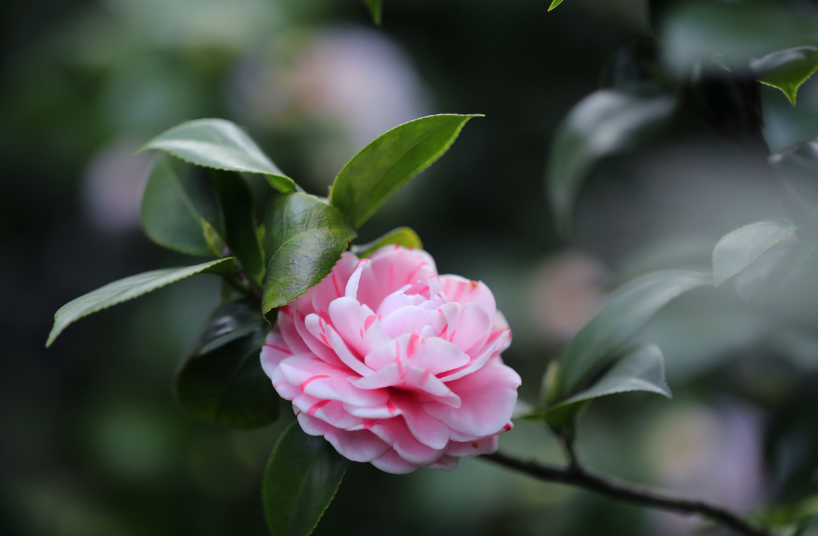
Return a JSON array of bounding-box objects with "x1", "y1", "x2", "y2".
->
[{"x1": 482, "y1": 451, "x2": 768, "y2": 536}]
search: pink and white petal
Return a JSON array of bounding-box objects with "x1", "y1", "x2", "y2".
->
[
  {"x1": 369, "y1": 418, "x2": 446, "y2": 465},
  {"x1": 390, "y1": 392, "x2": 450, "y2": 449},
  {"x1": 440, "y1": 275, "x2": 497, "y2": 320},
  {"x1": 270, "y1": 365, "x2": 302, "y2": 401},
  {"x1": 304, "y1": 314, "x2": 373, "y2": 377},
  {"x1": 262, "y1": 328, "x2": 295, "y2": 366},
  {"x1": 411, "y1": 336, "x2": 470, "y2": 375},
  {"x1": 350, "y1": 363, "x2": 461, "y2": 408},
  {"x1": 344, "y1": 401, "x2": 401, "y2": 419},
  {"x1": 366, "y1": 247, "x2": 439, "y2": 306},
  {"x1": 292, "y1": 394, "x2": 364, "y2": 430},
  {"x1": 322, "y1": 426, "x2": 392, "y2": 463},
  {"x1": 380, "y1": 306, "x2": 444, "y2": 339},
  {"x1": 447, "y1": 428, "x2": 482, "y2": 442},
  {"x1": 446, "y1": 435, "x2": 498, "y2": 457},
  {"x1": 278, "y1": 356, "x2": 387, "y2": 406},
  {"x1": 277, "y1": 306, "x2": 311, "y2": 355},
  {"x1": 428, "y1": 455, "x2": 459, "y2": 471},
  {"x1": 452, "y1": 302, "x2": 492, "y2": 355},
  {"x1": 294, "y1": 309, "x2": 345, "y2": 368},
  {"x1": 327, "y1": 297, "x2": 390, "y2": 357},
  {"x1": 424, "y1": 359, "x2": 521, "y2": 438},
  {"x1": 311, "y1": 252, "x2": 359, "y2": 317},
  {"x1": 370, "y1": 449, "x2": 419, "y2": 474},
  {"x1": 297, "y1": 412, "x2": 333, "y2": 436},
  {"x1": 493, "y1": 310, "x2": 510, "y2": 331},
  {"x1": 439, "y1": 330, "x2": 510, "y2": 382},
  {"x1": 375, "y1": 286, "x2": 413, "y2": 317}
]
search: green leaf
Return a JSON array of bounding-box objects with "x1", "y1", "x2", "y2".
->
[
  {"x1": 263, "y1": 422, "x2": 347, "y2": 536},
  {"x1": 46, "y1": 258, "x2": 235, "y2": 347},
  {"x1": 548, "y1": 0, "x2": 563, "y2": 11},
  {"x1": 552, "y1": 270, "x2": 710, "y2": 401},
  {"x1": 330, "y1": 114, "x2": 480, "y2": 229},
  {"x1": 547, "y1": 90, "x2": 675, "y2": 235},
  {"x1": 712, "y1": 221, "x2": 797, "y2": 287},
  {"x1": 734, "y1": 239, "x2": 816, "y2": 306},
  {"x1": 363, "y1": 0, "x2": 382, "y2": 25},
  {"x1": 661, "y1": 1, "x2": 818, "y2": 75},
  {"x1": 140, "y1": 154, "x2": 224, "y2": 256},
  {"x1": 557, "y1": 344, "x2": 670, "y2": 407},
  {"x1": 263, "y1": 193, "x2": 357, "y2": 314},
  {"x1": 174, "y1": 299, "x2": 279, "y2": 429},
  {"x1": 350, "y1": 227, "x2": 423, "y2": 258},
  {"x1": 211, "y1": 170, "x2": 266, "y2": 287},
  {"x1": 141, "y1": 118, "x2": 293, "y2": 191},
  {"x1": 753, "y1": 47, "x2": 818, "y2": 105}
]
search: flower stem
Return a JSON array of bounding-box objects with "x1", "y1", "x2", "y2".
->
[{"x1": 481, "y1": 451, "x2": 768, "y2": 536}]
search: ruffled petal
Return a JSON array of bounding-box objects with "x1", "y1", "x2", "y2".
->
[
  {"x1": 380, "y1": 305, "x2": 445, "y2": 339},
  {"x1": 440, "y1": 275, "x2": 497, "y2": 321},
  {"x1": 371, "y1": 449, "x2": 419, "y2": 474},
  {"x1": 446, "y1": 435, "x2": 498, "y2": 457},
  {"x1": 327, "y1": 297, "x2": 390, "y2": 358},
  {"x1": 270, "y1": 364, "x2": 302, "y2": 400},
  {"x1": 390, "y1": 391, "x2": 449, "y2": 449},
  {"x1": 304, "y1": 314, "x2": 373, "y2": 377},
  {"x1": 344, "y1": 401, "x2": 401, "y2": 419},
  {"x1": 312, "y1": 252, "x2": 359, "y2": 317},
  {"x1": 279, "y1": 356, "x2": 387, "y2": 406},
  {"x1": 439, "y1": 330, "x2": 510, "y2": 382},
  {"x1": 369, "y1": 417, "x2": 445, "y2": 465},
  {"x1": 351, "y1": 363, "x2": 461, "y2": 408},
  {"x1": 322, "y1": 423, "x2": 392, "y2": 463},
  {"x1": 428, "y1": 455, "x2": 459, "y2": 471},
  {"x1": 292, "y1": 394, "x2": 364, "y2": 430},
  {"x1": 424, "y1": 358, "x2": 521, "y2": 438}
]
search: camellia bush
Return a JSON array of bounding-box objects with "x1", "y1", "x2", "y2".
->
[{"x1": 46, "y1": 0, "x2": 818, "y2": 535}]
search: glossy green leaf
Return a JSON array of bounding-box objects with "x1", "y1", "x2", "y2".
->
[
  {"x1": 263, "y1": 193, "x2": 357, "y2": 314},
  {"x1": 351, "y1": 227, "x2": 423, "y2": 258},
  {"x1": 141, "y1": 118, "x2": 293, "y2": 191},
  {"x1": 712, "y1": 221, "x2": 797, "y2": 287},
  {"x1": 211, "y1": 170, "x2": 266, "y2": 287},
  {"x1": 662, "y1": 1, "x2": 818, "y2": 75},
  {"x1": 547, "y1": 90, "x2": 675, "y2": 235},
  {"x1": 174, "y1": 300, "x2": 278, "y2": 429},
  {"x1": 753, "y1": 47, "x2": 818, "y2": 106},
  {"x1": 734, "y1": 240, "x2": 816, "y2": 306},
  {"x1": 140, "y1": 154, "x2": 224, "y2": 256},
  {"x1": 548, "y1": 0, "x2": 563, "y2": 11},
  {"x1": 553, "y1": 270, "x2": 710, "y2": 401},
  {"x1": 46, "y1": 258, "x2": 235, "y2": 347},
  {"x1": 263, "y1": 422, "x2": 347, "y2": 536},
  {"x1": 363, "y1": 0, "x2": 382, "y2": 25},
  {"x1": 330, "y1": 114, "x2": 480, "y2": 229}
]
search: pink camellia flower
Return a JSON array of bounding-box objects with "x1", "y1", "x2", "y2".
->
[{"x1": 260, "y1": 246, "x2": 520, "y2": 473}]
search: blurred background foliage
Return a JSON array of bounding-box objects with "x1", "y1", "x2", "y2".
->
[{"x1": 4, "y1": 0, "x2": 818, "y2": 535}]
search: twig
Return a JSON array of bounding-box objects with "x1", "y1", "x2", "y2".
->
[{"x1": 482, "y1": 451, "x2": 769, "y2": 536}]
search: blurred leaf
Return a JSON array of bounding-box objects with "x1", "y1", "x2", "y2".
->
[
  {"x1": 753, "y1": 47, "x2": 818, "y2": 106},
  {"x1": 771, "y1": 137, "x2": 818, "y2": 203},
  {"x1": 548, "y1": 0, "x2": 564, "y2": 11},
  {"x1": 544, "y1": 345, "x2": 669, "y2": 427},
  {"x1": 712, "y1": 221, "x2": 797, "y2": 287},
  {"x1": 363, "y1": 0, "x2": 382, "y2": 25},
  {"x1": 547, "y1": 90, "x2": 675, "y2": 235},
  {"x1": 662, "y1": 1, "x2": 818, "y2": 75},
  {"x1": 550, "y1": 344, "x2": 670, "y2": 411},
  {"x1": 203, "y1": 219, "x2": 226, "y2": 258},
  {"x1": 212, "y1": 170, "x2": 266, "y2": 287},
  {"x1": 140, "y1": 154, "x2": 224, "y2": 257},
  {"x1": 141, "y1": 119, "x2": 293, "y2": 191},
  {"x1": 174, "y1": 300, "x2": 278, "y2": 429},
  {"x1": 734, "y1": 239, "x2": 816, "y2": 306},
  {"x1": 351, "y1": 227, "x2": 423, "y2": 258},
  {"x1": 601, "y1": 40, "x2": 667, "y2": 92},
  {"x1": 263, "y1": 422, "x2": 347, "y2": 536},
  {"x1": 263, "y1": 193, "x2": 357, "y2": 314},
  {"x1": 330, "y1": 114, "x2": 480, "y2": 229},
  {"x1": 552, "y1": 270, "x2": 710, "y2": 401},
  {"x1": 47, "y1": 258, "x2": 235, "y2": 347}
]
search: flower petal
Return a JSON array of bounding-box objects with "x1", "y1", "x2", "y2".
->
[
  {"x1": 328, "y1": 297, "x2": 390, "y2": 357},
  {"x1": 312, "y1": 252, "x2": 359, "y2": 317},
  {"x1": 439, "y1": 330, "x2": 510, "y2": 382},
  {"x1": 446, "y1": 435, "x2": 498, "y2": 457},
  {"x1": 351, "y1": 363, "x2": 461, "y2": 408},
  {"x1": 369, "y1": 417, "x2": 445, "y2": 465},
  {"x1": 292, "y1": 394, "x2": 364, "y2": 430},
  {"x1": 390, "y1": 391, "x2": 449, "y2": 449},
  {"x1": 424, "y1": 358, "x2": 520, "y2": 438},
  {"x1": 304, "y1": 313, "x2": 373, "y2": 377},
  {"x1": 279, "y1": 356, "x2": 387, "y2": 406},
  {"x1": 428, "y1": 455, "x2": 459, "y2": 471},
  {"x1": 322, "y1": 423, "x2": 392, "y2": 463},
  {"x1": 371, "y1": 448, "x2": 419, "y2": 474},
  {"x1": 440, "y1": 275, "x2": 496, "y2": 320},
  {"x1": 380, "y1": 305, "x2": 445, "y2": 339},
  {"x1": 269, "y1": 364, "x2": 302, "y2": 401}
]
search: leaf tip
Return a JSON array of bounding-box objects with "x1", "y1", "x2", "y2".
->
[{"x1": 548, "y1": 0, "x2": 564, "y2": 11}]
